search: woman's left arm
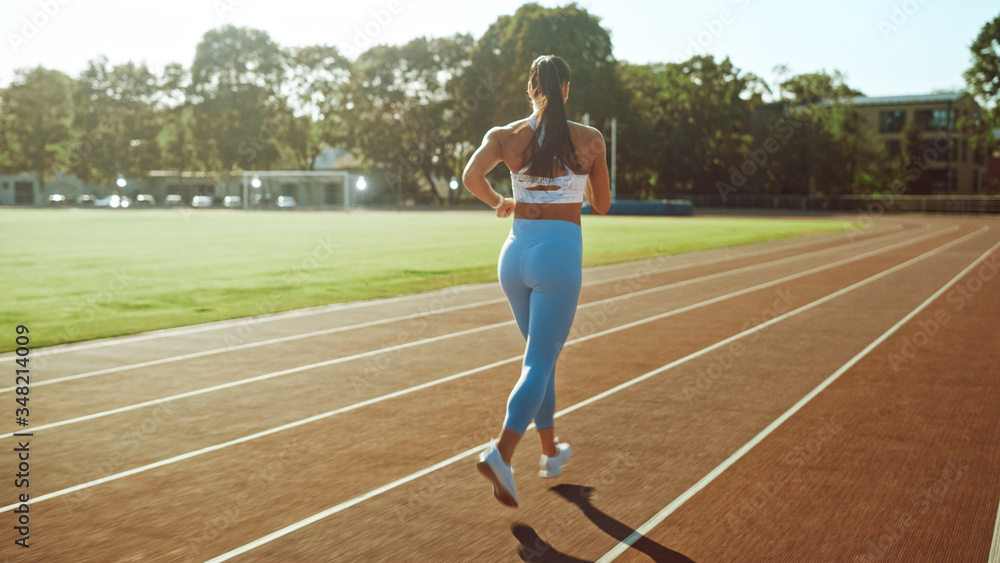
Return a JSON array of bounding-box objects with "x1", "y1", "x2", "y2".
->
[{"x1": 462, "y1": 128, "x2": 516, "y2": 218}]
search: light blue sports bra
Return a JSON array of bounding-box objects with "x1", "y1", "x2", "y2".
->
[{"x1": 510, "y1": 116, "x2": 588, "y2": 204}]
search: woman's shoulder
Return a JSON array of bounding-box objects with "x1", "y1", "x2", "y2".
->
[
  {"x1": 567, "y1": 120, "x2": 602, "y2": 136},
  {"x1": 501, "y1": 117, "x2": 536, "y2": 133},
  {"x1": 567, "y1": 121, "x2": 606, "y2": 148},
  {"x1": 486, "y1": 117, "x2": 534, "y2": 139}
]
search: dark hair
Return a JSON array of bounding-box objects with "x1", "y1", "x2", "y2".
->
[{"x1": 524, "y1": 55, "x2": 579, "y2": 177}]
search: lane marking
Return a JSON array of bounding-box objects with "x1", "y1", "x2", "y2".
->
[
  {"x1": 0, "y1": 226, "x2": 956, "y2": 436},
  {"x1": 0, "y1": 224, "x2": 929, "y2": 393},
  {"x1": 990, "y1": 495, "x2": 1000, "y2": 563},
  {"x1": 65, "y1": 228, "x2": 980, "y2": 560},
  {"x1": 596, "y1": 231, "x2": 999, "y2": 562},
  {"x1": 0, "y1": 222, "x2": 901, "y2": 360}
]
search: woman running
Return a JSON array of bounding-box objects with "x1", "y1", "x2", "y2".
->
[{"x1": 462, "y1": 54, "x2": 611, "y2": 508}]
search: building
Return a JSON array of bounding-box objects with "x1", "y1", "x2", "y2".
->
[
  {"x1": 989, "y1": 128, "x2": 1000, "y2": 194},
  {"x1": 850, "y1": 91, "x2": 989, "y2": 194},
  {"x1": 146, "y1": 147, "x2": 360, "y2": 208},
  {"x1": 0, "y1": 172, "x2": 104, "y2": 206}
]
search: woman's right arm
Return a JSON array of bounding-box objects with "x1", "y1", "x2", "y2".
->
[
  {"x1": 462, "y1": 128, "x2": 516, "y2": 218},
  {"x1": 585, "y1": 131, "x2": 611, "y2": 215}
]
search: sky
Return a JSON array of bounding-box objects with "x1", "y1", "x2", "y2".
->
[{"x1": 1, "y1": 0, "x2": 997, "y2": 99}]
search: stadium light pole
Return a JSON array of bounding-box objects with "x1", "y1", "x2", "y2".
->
[
  {"x1": 250, "y1": 175, "x2": 261, "y2": 210},
  {"x1": 355, "y1": 176, "x2": 367, "y2": 211},
  {"x1": 449, "y1": 177, "x2": 459, "y2": 206}
]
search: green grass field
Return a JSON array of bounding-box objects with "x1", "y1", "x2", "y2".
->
[{"x1": 1, "y1": 209, "x2": 855, "y2": 351}]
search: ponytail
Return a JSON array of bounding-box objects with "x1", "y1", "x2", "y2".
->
[{"x1": 525, "y1": 55, "x2": 579, "y2": 177}]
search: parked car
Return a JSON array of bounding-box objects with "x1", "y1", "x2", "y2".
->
[
  {"x1": 95, "y1": 194, "x2": 130, "y2": 208},
  {"x1": 191, "y1": 195, "x2": 214, "y2": 208},
  {"x1": 135, "y1": 194, "x2": 156, "y2": 207},
  {"x1": 223, "y1": 195, "x2": 242, "y2": 208},
  {"x1": 76, "y1": 194, "x2": 96, "y2": 206},
  {"x1": 275, "y1": 196, "x2": 296, "y2": 209},
  {"x1": 164, "y1": 194, "x2": 182, "y2": 207},
  {"x1": 47, "y1": 194, "x2": 68, "y2": 206}
]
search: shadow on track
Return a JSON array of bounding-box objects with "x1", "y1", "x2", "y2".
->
[{"x1": 512, "y1": 484, "x2": 696, "y2": 562}]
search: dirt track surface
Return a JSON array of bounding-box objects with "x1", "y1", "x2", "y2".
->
[{"x1": 1, "y1": 215, "x2": 998, "y2": 562}]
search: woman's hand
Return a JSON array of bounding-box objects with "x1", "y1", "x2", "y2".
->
[{"x1": 496, "y1": 198, "x2": 515, "y2": 218}]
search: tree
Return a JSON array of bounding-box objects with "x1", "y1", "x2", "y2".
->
[
  {"x1": 771, "y1": 70, "x2": 891, "y2": 195},
  {"x1": 614, "y1": 62, "x2": 662, "y2": 199},
  {"x1": 189, "y1": 26, "x2": 287, "y2": 174},
  {"x1": 779, "y1": 70, "x2": 862, "y2": 105},
  {"x1": 897, "y1": 117, "x2": 930, "y2": 193},
  {"x1": 0, "y1": 88, "x2": 12, "y2": 174},
  {"x1": 964, "y1": 11, "x2": 1000, "y2": 194},
  {"x1": 459, "y1": 3, "x2": 624, "y2": 146},
  {"x1": 346, "y1": 34, "x2": 475, "y2": 205},
  {"x1": 282, "y1": 45, "x2": 352, "y2": 169},
  {"x1": 1, "y1": 67, "x2": 75, "y2": 192},
  {"x1": 616, "y1": 56, "x2": 761, "y2": 198},
  {"x1": 70, "y1": 57, "x2": 163, "y2": 187},
  {"x1": 157, "y1": 62, "x2": 200, "y2": 192},
  {"x1": 965, "y1": 12, "x2": 1000, "y2": 111}
]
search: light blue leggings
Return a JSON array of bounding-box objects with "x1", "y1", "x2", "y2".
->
[{"x1": 498, "y1": 219, "x2": 583, "y2": 435}]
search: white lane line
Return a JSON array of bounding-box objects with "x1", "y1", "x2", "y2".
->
[
  {"x1": 14, "y1": 285, "x2": 495, "y2": 357},
  {"x1": 0, "y1": 226, "x2": 957, "y2": 513},
  {"x1": 1, "y1": 223, "x2": 922, "y2": 392},
  {"x1": 990, "y1": 496, "x2": 1000, "y2": 563},
  {"x1": 596, "y1": 231, "x2": 999, "y2": 563},
  {"x1": 1, "y1": 221, "x2": 897, "y2": 360},
  {"x1": 199, "y1": 230, "x2": 987, "y2": 563},
  {"x1": 7, "y1": 297, "x2": 506, "y2": 390},
  {"x1": 0, "y1": 225, "x2": 955, "y2": 436}
]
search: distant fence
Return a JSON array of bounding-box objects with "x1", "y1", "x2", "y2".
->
[
  {"x1": 583, "y1": 200, "x2": 693, "y2": 216},
  {"x1": 687, "y1": 194, "x2": 1000, "y2": 214}
]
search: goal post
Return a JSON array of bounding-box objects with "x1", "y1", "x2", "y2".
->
[{"x1": 240, "y1": 170, "x2": 353, "y2": 210}]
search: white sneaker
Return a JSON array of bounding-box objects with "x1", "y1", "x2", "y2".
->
[
  {"x1": 539, "y1": 440, "x2": 572, "y2": 478},
  {"x1": 477, "y1": 439, "x2": 518, "y2": 508}
]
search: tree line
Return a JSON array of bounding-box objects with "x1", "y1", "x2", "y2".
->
[{"x1": 1, "y1": 3, "x2": 997, "y2": 201}]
